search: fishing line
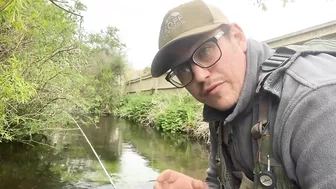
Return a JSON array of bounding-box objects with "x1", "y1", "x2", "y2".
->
[
  {"x1": 65, "y1": 112, "x2": 118, "y2": 189},
  {"x1": 53, "y1": 2, "x2": 117, "y2": 188}
]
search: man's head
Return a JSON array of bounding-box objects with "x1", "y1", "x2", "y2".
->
[{"x1": 151, "y1": 0, "x2": 248, "y2": 111}]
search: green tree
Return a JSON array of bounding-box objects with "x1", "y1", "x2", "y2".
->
[
  {"x1": 142, "y1": 66, "x2": 151, "y2": 75},
  {"x1": 0, "y1": 0, "x2": 127, "y2": 143},
  {"x1": 80, "y1": 26, "x2": 127, "y2": 114}
]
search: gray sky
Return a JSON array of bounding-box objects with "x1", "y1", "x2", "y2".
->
[{"x1": 80, "y1": 0, "x2": 336, "y2": 70}]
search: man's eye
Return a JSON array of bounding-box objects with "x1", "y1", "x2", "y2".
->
[
  {"x1": 176, "y1": 65, "x2": 190, "y2": 73},
  {"x1": 200, "y1": 47, "x2": 211, "y2": 56},
  {"x1": 196, "y1": 43, "x2": 215, "y2": 61}
]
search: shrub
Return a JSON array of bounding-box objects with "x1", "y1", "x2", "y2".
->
[{"x1": 114, "y1": 92, "x2": 203, "y2": 134}]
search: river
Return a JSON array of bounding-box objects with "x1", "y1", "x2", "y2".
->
[{"x1": 0, "y1": 116, "x2": 210, "y2": 189}]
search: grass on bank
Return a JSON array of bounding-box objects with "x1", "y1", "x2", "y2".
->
[{"x1": 113, "y1": 92, "x2": 210, "y2": 142}]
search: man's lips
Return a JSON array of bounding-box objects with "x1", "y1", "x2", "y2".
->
[{"x1": 203, "y1": 82, "x2": 225, "y2": 96}]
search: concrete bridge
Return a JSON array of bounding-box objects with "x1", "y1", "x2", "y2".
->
[
  {"x1": 265, "y1": 20, "x2": 336, "y2": 48},
  {"x1": 124, "y1": 20, "x2": 336, "y2": 94},
  {"x1": 124, "y1": 72, "x2": 186, "y2": 94}
]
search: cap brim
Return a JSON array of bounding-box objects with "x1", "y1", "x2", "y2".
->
[{"x1": 151, "y1": 22, "x2": 224, "y2": 77}]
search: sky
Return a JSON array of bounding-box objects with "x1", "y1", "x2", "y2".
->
[{"x1": 79, "y1": 0, "x2": 336, "y2": 70}]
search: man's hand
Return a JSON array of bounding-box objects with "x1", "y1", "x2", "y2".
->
[{"x1": 154, "y1": 169, "x2": 209, "y2": 189}]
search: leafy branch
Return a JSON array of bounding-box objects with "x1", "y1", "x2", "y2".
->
[
  {"x1": 0, "y1": 0, "x2": 13, "y2": 11},
  {"x1": 49, "y1": 0, "x2": 82, "y2": 18},
  {"x1": 255, "y1": 0, "x2": 295, "y2": 11}
]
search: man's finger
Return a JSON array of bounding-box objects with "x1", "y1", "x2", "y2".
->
[
  {"x1": 156, "y1": 169, "x2": 173, "y2": 183},
  {"x1": 156, "y1": 169, "x2": 181, "y2": 184},
  {"x1": 191, "y1": 179, "x2": 208, "y2": 189},
  {"x1": 153, "y1": 181, "x2": 163, "y2": 189}
]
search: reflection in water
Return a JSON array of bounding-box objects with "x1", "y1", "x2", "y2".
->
[
  {"x1": 0, "y1": 116, "x2": 210, "y2": 189},
  {"x1": 114, "y1": 143, "x2": 159, "y2": 189}
]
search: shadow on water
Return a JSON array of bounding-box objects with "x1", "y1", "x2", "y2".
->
[{"x1": 0, "y1": 116, "x2": 210, "y2": 189}]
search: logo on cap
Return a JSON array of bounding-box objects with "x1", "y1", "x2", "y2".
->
[{"x1": 162, "y1": 12, "x2": 185, "y2": 42}]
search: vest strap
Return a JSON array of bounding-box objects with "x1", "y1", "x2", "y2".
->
[
  {"x1": 253, "y1": 89, "x2": 299, "y2": 189},
  {"x1": 216, "y1": 122, "x2": 239, "y2": 189}
]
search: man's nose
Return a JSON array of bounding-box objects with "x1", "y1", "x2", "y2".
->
[{"x1": 191, "y1": 64, "x2": 210, "y2": 82}]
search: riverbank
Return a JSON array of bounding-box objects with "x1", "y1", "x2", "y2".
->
[{"x1": 113, "y1": 92, "x2": 210, "y2": 143}]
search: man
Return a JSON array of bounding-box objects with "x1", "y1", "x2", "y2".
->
[{"x1": 150, "y1": 0, "x2": 336, "y2": 188}]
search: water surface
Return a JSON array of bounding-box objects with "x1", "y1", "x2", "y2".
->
[{"x1": 0, "y1": 116, "x2": 210, "y2": 189}]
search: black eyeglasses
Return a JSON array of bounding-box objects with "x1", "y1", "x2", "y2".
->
[{"x1": 165, "y1": 31, "x2": 225, "y2": 88}]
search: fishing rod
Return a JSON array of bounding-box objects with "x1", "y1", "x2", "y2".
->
[{"x1": 65, "y1": 112, "x2": 118, "y2": 189}]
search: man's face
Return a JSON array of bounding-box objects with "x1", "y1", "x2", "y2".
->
[{"x1": 170, "y1": 24, "x2": 247, "y2": 111}]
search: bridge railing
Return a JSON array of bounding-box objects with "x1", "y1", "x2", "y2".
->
[{"x1": 124, "y1": 73, "x2": 186, "y2": 94}]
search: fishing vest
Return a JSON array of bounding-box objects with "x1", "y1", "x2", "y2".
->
[{"x1": 215, "y1": 39, "x2": 336, "y2": 189}]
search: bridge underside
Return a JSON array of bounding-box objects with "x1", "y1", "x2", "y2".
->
[{"x1": 264, "y1": 21, "x2": 336, "y2": 48}]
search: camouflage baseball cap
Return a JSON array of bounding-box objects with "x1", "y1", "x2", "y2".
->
[{"x1": 151, "y1": 0, "x2": 230, "y2": 77}]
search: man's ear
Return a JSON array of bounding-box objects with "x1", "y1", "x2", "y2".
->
[{"x1": 230, "y1": 23, "x2": 247, "y2": 53}]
